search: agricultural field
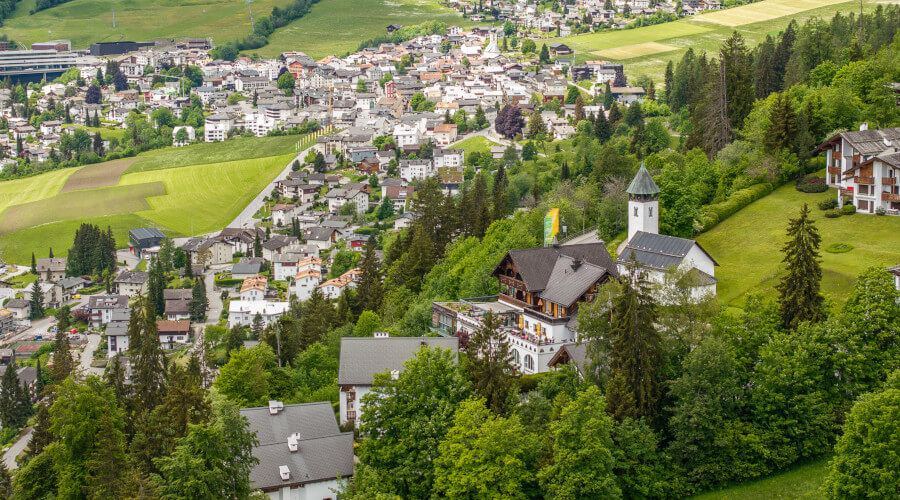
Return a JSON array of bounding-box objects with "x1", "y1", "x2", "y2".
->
[
  {"x1": 549, "y1": 0, "x2": 882, "y2": 81},
  {"x1": 259, "y1": 0, "x2": 473, "y2": 58},
  {"x1": 0, "y1": 138, "x2": 300, "y2": 265},
  {"x1": 1, "y1": 0, "x2": 284, "y2": 49},
  {"x1": 697, "y1": 183, "x2": 900, "y2": 309},
  {"x1": 692, "y1": 457, "x2": 829, "y2": 500}
]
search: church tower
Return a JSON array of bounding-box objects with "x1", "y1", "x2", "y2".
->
[{"x1": 626, "y1": 162, "x2": 660, "y2": 241}]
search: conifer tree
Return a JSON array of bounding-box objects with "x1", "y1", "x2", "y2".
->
[
  {"x1": 776, "y1": 204, "x2": 825, "y2": 329},
  {"x1": 29, "y1": 283, "x2": 44, "y2": 320},
  {"x1": 720, "y1": 31, "x2": 753, "y2": 130},
  {"x1": 34, "y1": 361, "x2": 45, "y2": 395},
  {"x1": 30, "y1": 252, "x2": 36, "y2": 274},
  {"x1": 189, "y1": 278, "x2": 208, "y2": 322},
  {"x1": 594, "y1": 110, "x2": 612, "y2": 144},
  {"x1": 607, "y1": 101, "x2": 622, "y2": 125},
  {"x1": 129, "y1": 295, "x2": 166, "y2": 411},
  {"x1": 253, "y1": 234, "x2": 263, "y2": 258},
  {"x1": 251, "y1": 313, "x2": 265, "y2": 339},
  {"x1": 466, "y1": 311, "x2": 517, "y2": 415},
  {"x1": 0, "y1": 359, "x2": 23, "y2": 429},
  {"x1": 48, "y1": 248, "x2": 53, "y2": 258},
  {"x1": 607, "y1": 260, "x2": 661, "y2": 420},
  {"x1": 539, "y1": 43, "x2": 551, "y2": 64},
  {"x1": 356, "y1": 236, "x2": 383, "y2": 313},
  {"x1": 663, "y1": 60, "x2": 674, "y2": 104},
  {"x1": 492, "y1": 162, "x2": 508, "y2": 220},
  {"x1": 148, "y1": 256, "x2": 165, "y2": 317},
  {"x1": 50, "y1": 328, "x2": 74, "y2": 384},
  {"x1": 26, "y1": 401, "x2": 53, "y2": 458},
  {"x1": 56, "y1": 306, "x2": 71, "y2": 333},
  {"x1": 764, "y1": 92, "x2": 797, "y2": 152},
  {"x1": 574, "y1": 95, "x2": 585, "y2": 122},
  {"x1": 527, "y1": 111, "x2": 547, "y2": 139}
]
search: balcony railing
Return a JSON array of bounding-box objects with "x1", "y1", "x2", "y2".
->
[
  {"x1": 827, "y1": 166, "x2": 841, "y2": 175},
  {"x1": 839, "y1": 188, "x2": 853, "y2": 197},
  {"x1": 855, "y1": 176, "x2": 875, "y2": 185},
  {"x1": 881, "y1": 192, "x2": 900, "y2": 203},
  {"x1": 884, "y1": 177, "x2": 898, "y2": 186}
]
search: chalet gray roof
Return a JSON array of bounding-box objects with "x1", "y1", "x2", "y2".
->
[
  {"x1": 115, "y1": 270, "x2": 149, "y2": 284},
  {"x1": 58, "y1": 277, "x2": 86, "y2": 289},
  {"x1": 106, "y1": 319, "x2": 129, "y2": 337},
  {"x1": 165, "y1": 299, "x2": 190, "y2": 315},
  {"x1": 4, "y1": 365, "x2": 38, "y2": 386},
  {"x1": 338, "y1": 337, "x2": 458, "y2": 386},
  {"x1": 540, "y1": 257, "x2": 612, "y2": 307},
  {"x1": 626, "y1": 163, "x2": 660, "y2": 196},
  {"x1": 240, "y1": 402, "x2": 354, "y2": 489},
  {"x1": 262, "y1": 235, "x2": 297, "y2": 251},
  {"x1": 88, "y1": 295, "x2": 129, "y2": 310},
  {"x1": 494, "y1": 242, "x2": 617, "y2": 293},
  {"x1": 35, "y1": 257, "x2": 67, "y2": 272},
  {"x1": 549, "y1": 342, "x2": 590, "y2": 373},
  {"x1": 305, "y1": 227, "x2": 337, "y2": 242},
  {"x1": 163, "y1": 289, "x2": 192, "y2": 301},
  {"x1": 3, "y1": 299, "x2": 29, "y2": 309},
  {"x1": 618, "y1": 231, "x2": 718, "y2": 270}
]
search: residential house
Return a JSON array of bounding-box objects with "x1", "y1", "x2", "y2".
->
[
  {"x1": 114, "y1": 270, "x2": 149, "y2": 297},
  {"x1": 157, "y1": 320, "x2": 191, "y2": 350},
  {"x1": 317, "y1": 268, "x2": 361, "y2": 299},
  {"x1": 164, "y1": 289, "x2": 193, "y2": 321},
  {"x1": 3, "y1": 299, "x2": 30, "y2": 320},
  {"x1": 129, "y1": 228, "x2": 166, "y2": 259},
  {"x1": 305, "y1": 227, "x2": 339, "y2": 252},
  {"x1": 232, "y1": 261, "x2": 263, "y2": 281},
  {"x1": 337, "y1": 335, "x2": 458, "y2": 426},
  {"x1": 35, "y1": 257, "x2": 67, "y2": 282},
  {"x1": 262, "y1": 235, "x2": 299, "y2": 262},
  {"x1": 240, "y1": 401, "x2": 353, "y2": 499},
  {"x1": 105, "y1": 309, "x2": 132, "y2": 356},
  {"x1": 88, "y1": 295, "x2": 129, "y2": 328},
  {"x1": 815, "y1": 125, "x2": 900, "y2": 189}
]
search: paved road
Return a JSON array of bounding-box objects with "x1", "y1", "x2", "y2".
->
[
  {"x1": 2, "y1": 427, "x2": 31, "y2": 470},
  {"x1": 203, "y1": 270, "x2": 223, "y2": 326},
  {"x1": 228, "y1": 150, "x2": 309, "y2": 230}
]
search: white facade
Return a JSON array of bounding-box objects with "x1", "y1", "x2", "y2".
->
[
  {"x1": 393, "y1": 123, "x2": 420, "y2": 148},
  {"x1": 399, "y1": 159, "x2": 434, "y2": 182},
  {"x1": 228, "y1": 301, "x2": 289, "y2": 327},
  {"x1": 205, "y1": 115, "x2": 233, "y2": 142},
  {"x1": 260, "y1": 478, "x2": 342, "y2": 500},
  {"x1": 433, "y1": 150, "x2": 464, "y2": 168},
  {"x1": 627, "y1": 196, "x2": 658, "y2": 241},
  {"x1": 338, "y1": 385, "x2": 371, "y2": 427}
]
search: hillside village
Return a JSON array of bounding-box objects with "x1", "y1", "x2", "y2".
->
[{"x1": 0, "y1": 2, "x2": 898, "y2": 499}]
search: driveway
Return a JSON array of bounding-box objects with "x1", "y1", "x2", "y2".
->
[{"x1": 78, "y1": 333, "x2": 103, "y2": 376}]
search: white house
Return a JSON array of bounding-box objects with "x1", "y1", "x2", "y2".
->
[
  {"x1": 291, "y1": 269, "x2": 322, "y2": 302},
  {"x1": 393, "y1": 122, "x2": 420, "y2": 149},
  {"x1": 399, "y1": 159, "x2": 434, "y2": 182},
  {"x1": 228, "y1": 300, "x2": 289, "y2": 327},
  {"x1": 205, "y1": 113, "x2": 234, "y2": 142},
  {"x1": 433, "y1": 148, "x2": 464, "y2": 168},
  {"x1": 337, "y1": 336, "x2": 459, "y2": 426},
  {"x1": 239, "y1": 275, "x2": 268, "y2": 302},
  {"x1": 114, "y1": 270, "x2": 149, "y2": 297},
  {"x1": 172, "y1": 125, "x2": 195, "y2": 146},
  {"x1": 240, "y1": 401, "x2": 353, "y2": 500}
]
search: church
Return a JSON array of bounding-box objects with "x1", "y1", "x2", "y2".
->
[{"x1": 616, "y1": 163, "x2": 719, "y2": 301}]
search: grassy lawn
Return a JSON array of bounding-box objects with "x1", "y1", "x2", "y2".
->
[
  {"x1": 453, "y1": 135, "x2": 499, "y2": 155},
  {"x1": 0, "y1": 135, "x2": 304, "y2": 265},
  {"x1": 0, "y1": 214, "x2": 171, "y2": 265},
  {"x1": 697, "y1": 183, "x2": 900, "y2": 309},
  {"x1": 259, "y1": 0, "x2": 474, "y2": 58},
  {"x1": 1, "y1": 0, "x2": 287, "y2": 49},
  {"x1": 549, "y1": 0, "x2": 876, "y2": 81},
  {"x1": 126, "y1": 135, "x2": 302, "y2": 173},
  {"x1": 692, "y1": 457, "x2": 829, "y2": 499},
  {"x1": 121, "y1": 154, "x2": 293, "y2": 235},
  {"x1": 74, "y1": 125, "x2": 129, "y2": 142}
]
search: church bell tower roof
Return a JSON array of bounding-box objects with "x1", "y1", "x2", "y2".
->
[{"x1": 626, "y1": 162, "x2": 660, "y2": 196}]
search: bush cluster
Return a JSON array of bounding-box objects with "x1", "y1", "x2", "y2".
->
[
  {"x1": 795, "y1": 176, "x2": 828, "y2": 193},
  {"x1": 697, "y1": 183, "x2": 774, "y2": 232}
]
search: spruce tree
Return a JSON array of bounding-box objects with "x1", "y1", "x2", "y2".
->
[
  {"x1": 50, "y1": 328, "x2": 74, "y2": 384},
  {"x1": 31, "y1": 252, "x2": 36, "y2": 274},
  {"x1": 48, "y1": 248, "x2": 53, "y2": 258},
  {"x1": 466, "y1": 311, "x2": 517, "y2": 415},
  {"x1": 189, "y1": 278, "x2": 208, "y2": 322},
  {"x1": 29, "y1": 283, "x2": 44, "y2": 320},
  {"x1": 356, "y1": 236, "x2": 383, "y2": 313},
  {"x1": 253, "y1": 234, "x2": 263, "y2": 258},
  {"x1": 607, "y1": 260, "x2": 662, "y2": 420},
  {"x1": 148, "y1": 256, "x2": 165, "y2": 317},
  {"x1": 0, "y1": 360, "x2": 20, "y2": 429},
  {"x1": 776, "y1": 204, "x2": 825, "y2": 329},
  {"x1": 130, "y1": 295, "x2": 166, "y2": 411},
  {"x1": 764, "y1": 92, "x2": 796, "y2": 152},
  {"x1": 492, "y1": 162, "x2": 508, "y2": 220},
  {"x1": 663, "y1": 60, "x2": 674, "y2": 104},
  {"x1": 251, "y1": 313, "x2": 265, "y2": 339},
  {"x1": 607, "y1": 101, "x2": 622, "y2": 125},
  {"x1": 594, "y1": 110, "x2": 612, "y2": 144},
  {"x1": 26, "y1": 401, "x2": 53, "y2": 458},
  {"x1": 56, "y1": 306, "x2": 71, "y2": 333}
]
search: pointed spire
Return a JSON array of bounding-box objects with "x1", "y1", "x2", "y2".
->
[{"x1": 626, "y1": 161, "x2": 660, "y2": 196}]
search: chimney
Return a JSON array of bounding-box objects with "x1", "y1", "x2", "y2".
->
[
  {"x1": 279, "y1": 465, "x2": 291, "y2": 481},
  {"x1": 860, "y1": 122, "x2": 868, "y2": 131},
  {"x1": 571, "y1": 258, "x2": 582, "y2": 271},
  {"x1": 287, "y1": 434, "x2": 299, "y2": 452},
  {"x1": 268, "y1": 400, "x2": 284, "y2": 415}
]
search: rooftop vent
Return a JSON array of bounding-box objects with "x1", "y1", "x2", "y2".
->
[
  {"x1": 279, "y1": 465, "x2": 291, "y2": 481},
  {"x1": 287, "y1": 435, "x2": 299, "y2": 452},
  {"x1": 374, "y1": 331, "x2": 390, "y2": 338},
  {"x1": 268, "y1": 400, "x2": 284, "y2": 415}
]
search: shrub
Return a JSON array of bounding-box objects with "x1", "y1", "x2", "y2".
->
[
  {"x1": 824, "y1": 209, "x2": 842, "y2": 218},
  {"x1": 841, "y1": 204, "x2": 857, "y2": 215},
  {"x1": 697, "y1": 183, "x2": 774, "y2": 232},
  {"x1": 818, "y1": 199, "x2": 838, "y2": 210},
  {"x1": 875, "y1": 207, "x2": 886, "y2": 216},
  {"x1": 795, "y1": 176, "x2": 828, "y2": 193},
  {"x1": 825, "y1": 243, "x2": 854, "y2": 253}
]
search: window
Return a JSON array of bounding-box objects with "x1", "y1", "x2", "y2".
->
[
  {"x1": 649, "y1": 207, "x2": 653, "y2": 217},
  {"x1": 513, "y1": 349, "x2": 520, "y2": 366},
  {"x1": 524, "y1": 355, "x2": 534, "y2": 372},
  {"x1": 347, "y1": 410, "x2": 356, "y2": 420}
]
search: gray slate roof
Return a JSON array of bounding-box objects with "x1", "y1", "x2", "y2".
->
[
  {"x1": 626, "y1": 163, "x2": 660, "y2": 196},
  {"x1": 493, "y1": 242, "x2": 617, "y2": 293},
  {"x1": 338, "y1": 337, "x2": 459, "y2": 386},
  {"x1": 129, "y1": 227, "x2": 165, "y2": 241},
  {"x1": 115, "y1": 270, "x2": 149, "y2": 284},
  {"x1": 540, "y1": 256, "x2": 611, "y2": 307},
  {"x1": 618, "y1": 231, "x2": 718, "y2": 270},
  {"x1": 232, "y1": 262, "x2": 262, "y2": 275},
  {"x1": 240, "y1": 402, "x2": 353, "y2": 489}
]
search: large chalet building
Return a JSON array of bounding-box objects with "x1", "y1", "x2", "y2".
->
[
  {"x1": 432, "y1": 166, "x2": 718, "y2": 374},
  {"x1": 815, "y1": 124, "x2": 900, "y2": 215}
]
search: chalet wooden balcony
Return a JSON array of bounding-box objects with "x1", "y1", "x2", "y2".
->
[
  {"x1": 827, "y1": 166, "x2": 841, "y2": 175},
  {"x1": 499, "y1": 275, "x2": 525, "y2": 290},
  {"x1": 882, "y1": 192, "x2": 900, "y2": 203},
  {"x1": 839, "y1": 188, "x2": 853, "y2": 197},
  {"x1": 498, "y1": 293, "x2": 531, "y2": 309},
  {"x1": 855, "y1": 176, "x2": 875, "y2": 185},
  {"x1": 883, "y1": 177, "x2": 898, "y2": 186}
]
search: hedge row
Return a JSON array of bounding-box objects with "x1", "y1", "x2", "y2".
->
[{"x1": 697, "y1": 183, "x2": 774, "y2": 233}]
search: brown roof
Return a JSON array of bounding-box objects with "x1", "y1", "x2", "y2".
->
[{"x1": 156, "y1": 320, "x2": 191, "y2": 334}]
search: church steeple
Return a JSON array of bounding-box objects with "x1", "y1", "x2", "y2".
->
[{"x1": 626, "y1": 162, "x2": 660, "y2": 240}]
